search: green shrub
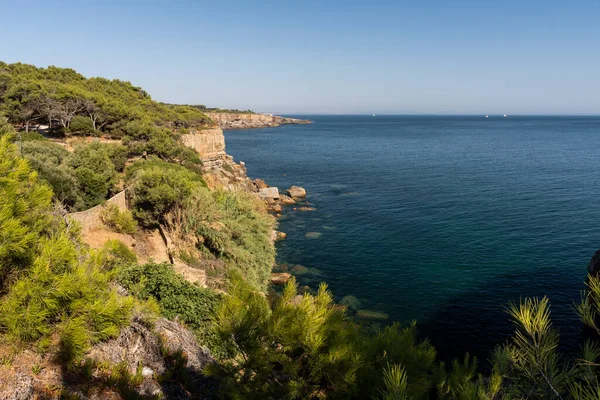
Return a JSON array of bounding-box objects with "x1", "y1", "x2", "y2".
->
[
  {"x1": 104, "y1": 143, "x2": 128, "y2": 172},
  {"x1": 68, "y1": 115, "x2": 95, "y2": 135},
  {"x1": 164, "y1": 188, "x2": 275, "y2": 289},
  {"x1": 100, "y1": 204, "x2": 137, "y2": 234},
  {"x1": 126, "y1": 160, "x2": 205, "y2": 227},
  {"x1": 117, "y1": 263, "x2": 221, "y2": 350},
  {"x1": 24, "y1": 154, "x2": 83, "y2": 209},
  {"x1": 94, "y1": 239, "x2": 138, "y2": 272},
  {"x1": 68, "y1": 143, "x2": 119, "y2": 208},
  {"x1": 22, "y1": 140, "x2": 69, "y2": 164},
  {"x1": 20, "y1": 131, "x2": 46, "y2": 141},
  {"x1": 0, "y1": 135, "x2": 53, "y2": 288}
]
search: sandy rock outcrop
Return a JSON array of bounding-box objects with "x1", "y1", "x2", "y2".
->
[
  {"x1": 271, "y1": 272, "x2": 292, "y2": 285},
  {"x1": 206, "y1": 112, "x2": 311, "y2": 130}
]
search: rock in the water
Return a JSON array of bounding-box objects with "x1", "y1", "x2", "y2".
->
[
  {"x1": 287, "y1": 186, "x2": 307, "y2": 198},
  {"x1": 279, "y1": 194, "x2": 296, "y2": 205},
  {"x1": 588, "y1": 249, "x2": 600, "y2": 275},
  {"x1": 271, "y1": 272, "x2": 292, "y2": 285},
  {"x1": 295, "y1": 206, "x2": 316, "y2": 211},
  {"x1": 269, "y1": 204, "x2": 283, "y2": 213},
  {"x1": 275, "y1": 231, "x2": 287, "y2": 241},
  {"x1": 259, "y1": 187, "x2": 280, "y2": 200}
]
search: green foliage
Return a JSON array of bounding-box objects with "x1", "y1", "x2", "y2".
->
[
  {"x1": 117, "y1": 262, "x2": 221, "y2": 350},
  {"x1": 0, "y1": 232, "x2": 134, "y2": 361},
  {"x1": 208, "y1": 277, "x2": 437, "y2": 400},
  {"x1": 356, "y1": 322, "x2": 437, "y2": 399},
  {"x1": 19, "y1": 131, "x2": 46, "y2": 141},
  {"x1": 164, "y1": 188, "x2": 275, "y2": 289},
  {"x1": 68, "y1": 115, "x2": 95, "y2": 134},
  {"x1": 0, "y1": 62, "x2": 211, "y2": 136},
  {"x1": 22, "y1": 141, "x2": 83, "y2": 208},
  {"x1": 93, "y1": 239, "x2": 138, "y2": 272},
  {"x1": 0, "y1": 138, "x2": 133, "y2": 363},
  {"x1": 126, "y1": 159, "x2": 205, "y2": 227},
  {"x1": 67, "y1": 142, "x2": 120, "y2": 208},
  {"x1": 379, "y1": 363, "x2": 410, "y2": 400},
  {"x1": 0, "y1": 135, "x2": 53, "y2": 288},
  {"x1": 100, "y1": 204, "x2": 137, "y2": 234}
]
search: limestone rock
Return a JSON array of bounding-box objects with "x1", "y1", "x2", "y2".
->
[
  {"x1": 287, "y1": 186, "x2": 307, "y2": 198},
  {"x1": 271, "y1": 272, "x2": 292, "y2": 285},
  {"x1": 89, "y1": 317, "x2": 212, "y2": 376},
  {"x1": 259, "y1": 187, "x2": 280, "y2": 200},
  {"x1": 279, "y1": 194, "x2": 296, "y2": 205},
  {"x1": 253, "y1": 178, "x2": 268, "y2": 190},
  {"x1": 0, "y1": 373, "x2": 33, "y2": 400},
  {"x1": 275, "y1": 231, "x2": 287, "y2": 241},
  {"x1": 269, "y1": 204, "x2": 283, "y2": 213},
  {"x1": 206, "y1": 112, "x2": 312, "y2": 130}
]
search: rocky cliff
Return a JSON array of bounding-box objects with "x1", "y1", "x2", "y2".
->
[{"x1": 206, "y1": 112, "x2": 311, "y2": 130}]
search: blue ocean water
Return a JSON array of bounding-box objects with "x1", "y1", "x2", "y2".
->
[{"x1": 224, "y1": 115, "x2": 600, "y2": 362}]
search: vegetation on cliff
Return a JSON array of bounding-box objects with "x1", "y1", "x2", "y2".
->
[{"x1": 4, "y1": 63, "x2": 600, "y2": 398}]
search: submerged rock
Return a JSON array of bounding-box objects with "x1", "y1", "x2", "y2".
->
[
  {"x1": 356, "y1": 310, "x2": 389, "y2": 321},
  {"x1": 291, "y1": 265, "x2": 309, "y2": 275},
  {"x1": 340, "y1": 295, "x2": 362, "y2": 311},
  {"x1": 295, "y1": 206, "x2": 316, "y2": 211},
  {"x1": 305, "y1": 232, "x2": 322, "y2": 239},
  {"x1": 287, "y1": 186, "x2": 307, "y2": 198}
]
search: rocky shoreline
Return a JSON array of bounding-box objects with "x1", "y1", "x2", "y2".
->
[{"x1": 206, "y1": 112, "x2": 311, "y2": 130}]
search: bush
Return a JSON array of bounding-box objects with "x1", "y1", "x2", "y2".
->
[
  {"x1": 164, "y1": 188, "x2": 275, "y2": 289},
  {"x1": 94, "y1": 239, "x2": 138, "y2": 272},
  {"x1": 0, "y1": 139, "x2": 134, "y2": 362},
  {"x1": 0, "y1": 135, "x2": 53, "y2": 288},
  {"x1": 68, "y1": 115, "x2": 95, "y2": 135},
  {"x1": 100, "y1": 204, "x2": 137, "y2": 235},
  {"x1": 22, "y1": 141, "x2": 84, "y2": 209},
  {"x1": 22, "y1": 140, "x2": 69, "y2": 164},
  {"x1": 20, "y1": 131, "x2": 46, "y2": 141},
  {"x1": 68, "y1": 143, "x2": 119, "y2": 208},
  {"x1": 25, "y1": 156, "x2": 83, "y2": 209},
  {"x1": 117, "y1": 263, "x2": 221, "y2": 350},
  {"x1": 126, "y1": 160, "x2": 205, "y2": 227}
]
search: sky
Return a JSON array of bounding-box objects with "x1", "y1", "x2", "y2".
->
[{"x1": 0, "y1": 0, "x2": 599, "y2": 115}]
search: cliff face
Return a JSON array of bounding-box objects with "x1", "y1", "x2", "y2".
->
[
  {"x1": 181, "y1": 127, "x2": 250, "y2": 188},
  {"x1": 206, "y1": 112, "x2": 311, "y2": 130},
  {"x1": 181, "y1": 127, "x2": 226, "y2": 164}
]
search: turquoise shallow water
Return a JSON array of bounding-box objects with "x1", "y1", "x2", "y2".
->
[{"x1": 225, "y1": 115, "x2": 600, "y2": 362}]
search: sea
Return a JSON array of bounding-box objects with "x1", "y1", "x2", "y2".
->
[{"x1": 224, "y1": 115, "x2": 600, "y2": 363}]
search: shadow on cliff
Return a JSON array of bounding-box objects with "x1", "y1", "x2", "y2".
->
[{"x1": 418, "y1": 266, "x2": 586, "y2": 369}]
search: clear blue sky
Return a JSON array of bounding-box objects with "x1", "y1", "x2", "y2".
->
[{"x1": 0, "y1": 0, "x2": 598, "y2": 114}]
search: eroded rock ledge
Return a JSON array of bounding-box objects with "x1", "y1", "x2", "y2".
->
[{"x1": 206, "y1": 112, "x2": 311, "y2": 130}]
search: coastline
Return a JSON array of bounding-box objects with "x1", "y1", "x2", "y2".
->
[{"x1": 206, "y1": 112, "x2": 311, "y2": 130}]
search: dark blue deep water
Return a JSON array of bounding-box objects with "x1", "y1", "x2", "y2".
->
[{"x1": 225, "y1": 115, "x2": 600, "y2": 362}]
